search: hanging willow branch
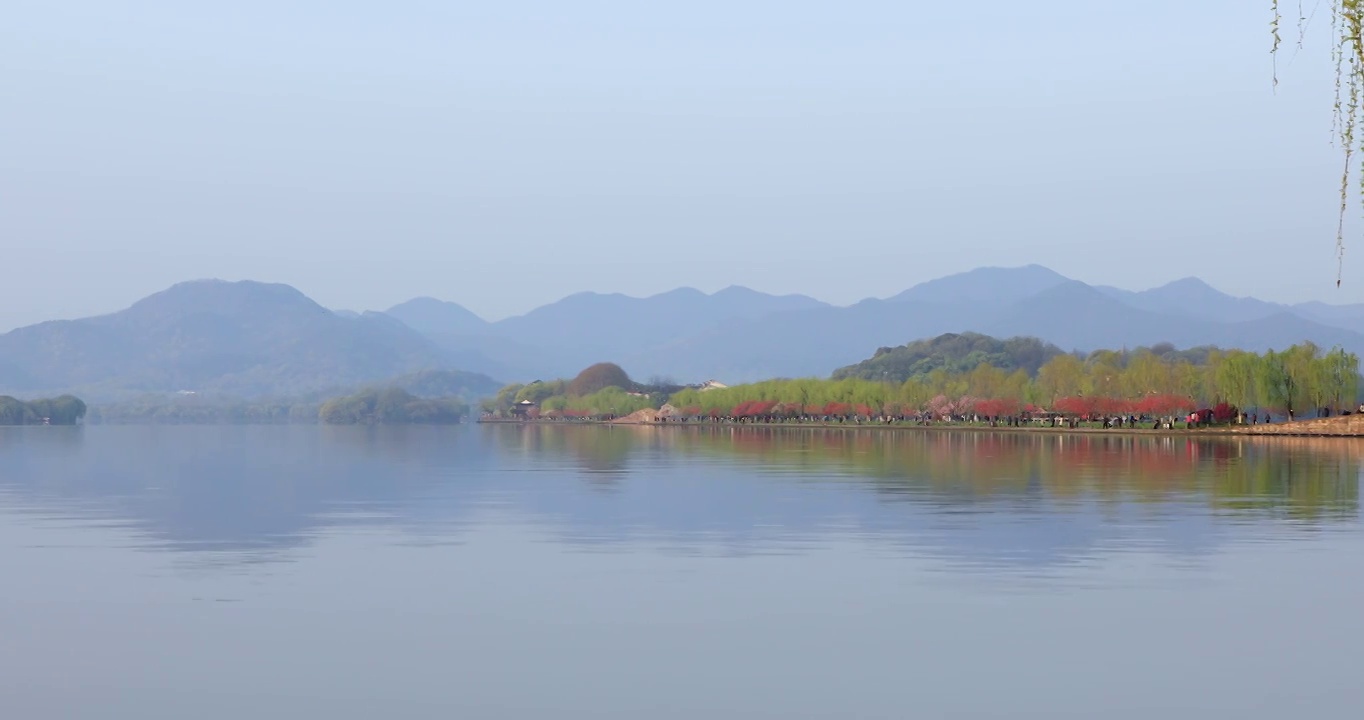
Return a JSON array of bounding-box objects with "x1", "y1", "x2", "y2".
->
[{"x1": 1276, "y1": 1, "x2": 1364, "y2": 285}]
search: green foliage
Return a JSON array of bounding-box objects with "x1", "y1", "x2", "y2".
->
[
  {"x1": 483, "y1": 363, "x2": 682, "y2": 418},
  {"x1": 481, "y1": 344, "x2": 1362, "y2": 422},
  {"x1": 1215, "y1": 351, "x2": 1261, "y2": 411},
  {"x1": 516, "y1": 380, "x2": 566, "y2": 404},
  {"x1": 670, "y1": 377, "x2": 894, "y2": 414},
  {"x1": 1325, "y1": 346, "x2": 1360, "y2": 408},
  {"x1": 0, "y1": 396, "x2": 38, "y2": 425},
  {"x1": 670, "y1": 341, "x2": 1361, "y2": 416},
  {"x1": 561, "y1": 387, "x2": 656, "y2": 416},
  {"x1": 318, "y1": 387, "x2": 467, "y2": 425},
  {"x1": 86, "y1": 395, "x2": 320, "y2": 424},
  {"x1": 483, "y1": 383, "x2": 526, "y2": 414},
  {"x1": 0, "y1": 395, "x2": 86, "y2": 425},
  {"x1": 833, "y1": 333, "x2": 1064, "y2": 383}
]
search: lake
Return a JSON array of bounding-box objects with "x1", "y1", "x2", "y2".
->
[{"x1": 1, "y1": 424, "x2": 1362, "y2": 719}]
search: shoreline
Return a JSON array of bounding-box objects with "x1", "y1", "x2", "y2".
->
[{"x1": 478, "y1": 417, "x2": 1364, "y2": 438}]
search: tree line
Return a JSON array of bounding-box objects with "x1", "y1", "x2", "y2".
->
[
  {"x1": 318, "y1": 388, "x2": 468, "y2": 425},
  {"x1": 669, "y1": 343, "x2": 1358, "y2": 422},
  {"x1": 483, "y1": 363, "x2": 681, "y2": 420},
  {"x1": 87, "y1": 400, "x2": 320, "y2": 425},
  {"x1": 833, "y1": 333, "x2": 1065, "y2": 382},
  {"x1": 483, "y1": 342, "x2": 1360, "y2": 424},
  {"x1": 0, "y1": 395, "x2": 88, "y2": 425},
  {"x1": 84, "y1": 387, "x2": 471, "y2": 426}
]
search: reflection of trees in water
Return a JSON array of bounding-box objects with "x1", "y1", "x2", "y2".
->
[
  {"x1": 0, "y1": 425, "x2": 85, "y2": 452},
  {"x1": 484, "y1": 424, "x2": 647, "y2": 482},
  {"x1": 3, "y1": 425, "x2": 1356, "y2": 568},
  {"x1": 0, "y1": 426, "x2": 480, "y2": 556},
  {"x1": 325, "y1": 424, "x2": 467, "y2": 467},
  {"x1": 1208, "y1": 439, "x2": 1362, "y2": 521},
  {"x1": 0, "y1": 426, "x2": 89, "y2": 498},
  {"x1": 499, "y1": 426, "x2": 1361, "y2": 523}
]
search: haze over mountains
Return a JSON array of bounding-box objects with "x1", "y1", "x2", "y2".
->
[
  {"x1": 378, "y1": 264, "x2": 1364, "y2": 383},
  {"x1": 0, "y1": 281, "x2": 496, "y2": 403},
  {"x1": 5, "y1": 265, "x2": 1364, "y2": 402}
]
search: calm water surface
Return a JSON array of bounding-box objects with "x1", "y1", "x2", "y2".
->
[{"x1": 1, "y1": 424, "x2": 1362, "y2": 719}]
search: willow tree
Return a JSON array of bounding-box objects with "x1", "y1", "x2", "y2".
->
[
  {"x1": 1216, "y1": 350, "x2": 1262, "y2": 411},
  {"x1": 1258, "y1": 349, "x2": 1299, "y2": 416},
  {"x1": 1326, "y1": 346, "x2": 1361, "y2": 407},
  {"x1": 1273, "y1": 2, "x2": 1364, "y2": 282},
  {"x1": 1036, "y1": 354, "x2": 1086, "y2": 404}
]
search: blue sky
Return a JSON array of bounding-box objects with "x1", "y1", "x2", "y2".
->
[{"x1": 0, "y1": 1, "x2": 1349, "y2": 329}]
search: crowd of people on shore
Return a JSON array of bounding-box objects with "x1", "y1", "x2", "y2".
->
[
  {"x1": 489, "y1": 408, "x2": 1257, "y2": 430},
  {"x1": 486, "y1": 401, "x2": 1364, "y2": 431}
]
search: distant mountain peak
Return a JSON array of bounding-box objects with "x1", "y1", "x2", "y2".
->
[
  {"x1": 1149, "y1": 276, "x2": 1221, "y2": 295},
  {"x1": 394, "y1": 296, "x2": 445, "y2": 306},
  {"x1": 0, "y1": 279, "x2": 463, "y2": 401},
  {"x1": 146, "y1": 278, "x2": 310, "y2": 299},
  {"x1": 1111, "y1": 276, "x2": 1287, "y2": 324},
  {"x1": 385, "y1": 296, "x2": 488, "y2": 336},
  {"x1": 712, "y1": 285, "x2": 759, "y2": 297},
  {"x1": 1164, "y1": 276, "x2": 1211, "y2": 287},
  {"x1": 651, "y1": 287, "x2": 707, "y2": 300},
  {"x1": 124, "y1": 279, "x2": 324, "y2": 320},
  {"x1": 711, "y1": 285, "x2": 822, "y2": 304},
  {"x1": 388, "y1": 296, "x2": 484, "y2": 317},
  {"x1": 891, "y1": 265, "x2": 1072, "y2": 305}
]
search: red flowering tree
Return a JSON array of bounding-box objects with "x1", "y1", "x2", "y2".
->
[
  {"x1": 821, "y1": 402, "x2": 852, "y2": 418},
  {"x1": 976, "y1": 398, "x2": 1021, "y2": 417},
  {"x1": 1091, "y1": 397, "x2": 1134, "y2": 416},
  {"x1": 955, "y1": 396, "x2": 981, "y2": 416},
  {"x1": 1136, "y1": 394, "x2": 1196, "y2": 416},
  {"x1": 1052, "y1": 396, "x2": 1093, "y2": 417}
]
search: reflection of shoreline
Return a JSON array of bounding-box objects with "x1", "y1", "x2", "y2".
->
[
  {"x1": 2, "y1": 425, "x2": 1357, "y2": 571},
  {"x1": 494, "y1": 424, "x2": 1362, "y2": 522}
]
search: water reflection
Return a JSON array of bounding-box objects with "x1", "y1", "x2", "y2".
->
[
  {"x1": 495, "y1": 425, "x2": 1362, "y2": 566},
  {"x1": 0, "y1": 425, "x2": 1358, "y2": 570}
]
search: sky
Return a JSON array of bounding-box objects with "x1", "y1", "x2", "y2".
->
[{"x1": 0, "y1": 0, "x2": 1353, "y2": 330}]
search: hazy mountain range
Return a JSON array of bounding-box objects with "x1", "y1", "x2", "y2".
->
[
  {"x1": 381, "y1": 264, "x2": 1364, "y2": 383},
  {"x1": 4, "y1": 265, "x2": 1364, "y2": 402},
  {"x1": 0, "y1": 281, "x2": 492, "y2": 403}
]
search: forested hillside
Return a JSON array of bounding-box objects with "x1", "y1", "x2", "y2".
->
[
  {"x1": 483, "y1": 363, "x2": 683, "y2": 419},
  {"x1": 833, "y1": 333, "x2": 1065, "y2": 382},
  {"x1": 0, "y1": 395, "x2": 87, "y2": 425},
  {"x1": 319, "y1": 388, "x2": 467, "y2": 425}
]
